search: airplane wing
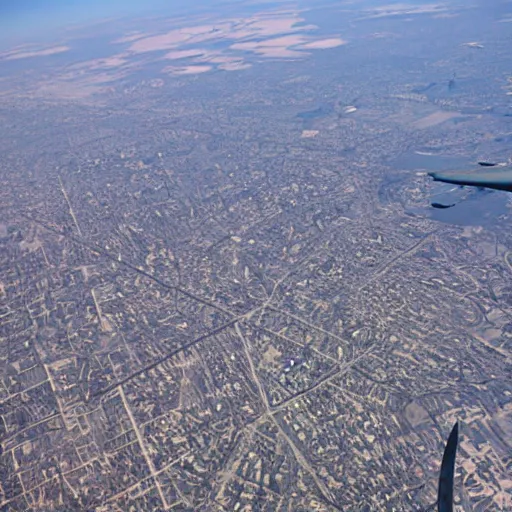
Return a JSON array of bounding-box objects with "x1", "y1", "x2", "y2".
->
[{"x1": 429, "y1": 168, "x2": 512, "y2": 192}]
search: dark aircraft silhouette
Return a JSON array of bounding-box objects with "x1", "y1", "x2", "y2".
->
[
  {"x1": 438, "y1": 422, "x2": 459, "y2": 512},
  {"x1": 429, "y1": 165, "x2": 512, "y2": 193}
]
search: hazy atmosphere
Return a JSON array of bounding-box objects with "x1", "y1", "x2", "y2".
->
[{"x1": 1, "y1": 1, "x2": 511, "y2": 511}]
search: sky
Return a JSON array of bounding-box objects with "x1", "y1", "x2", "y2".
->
[
  {"x1": 0, "y1": 0, "x2": 221, "y2": 47},
  {"x1": 3, "y1": 0, "x2": 510, "y2": 50}
]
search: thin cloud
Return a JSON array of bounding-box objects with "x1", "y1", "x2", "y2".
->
[{"x1": 1, "y1": 45, "x2": 70, "y2": 60}]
